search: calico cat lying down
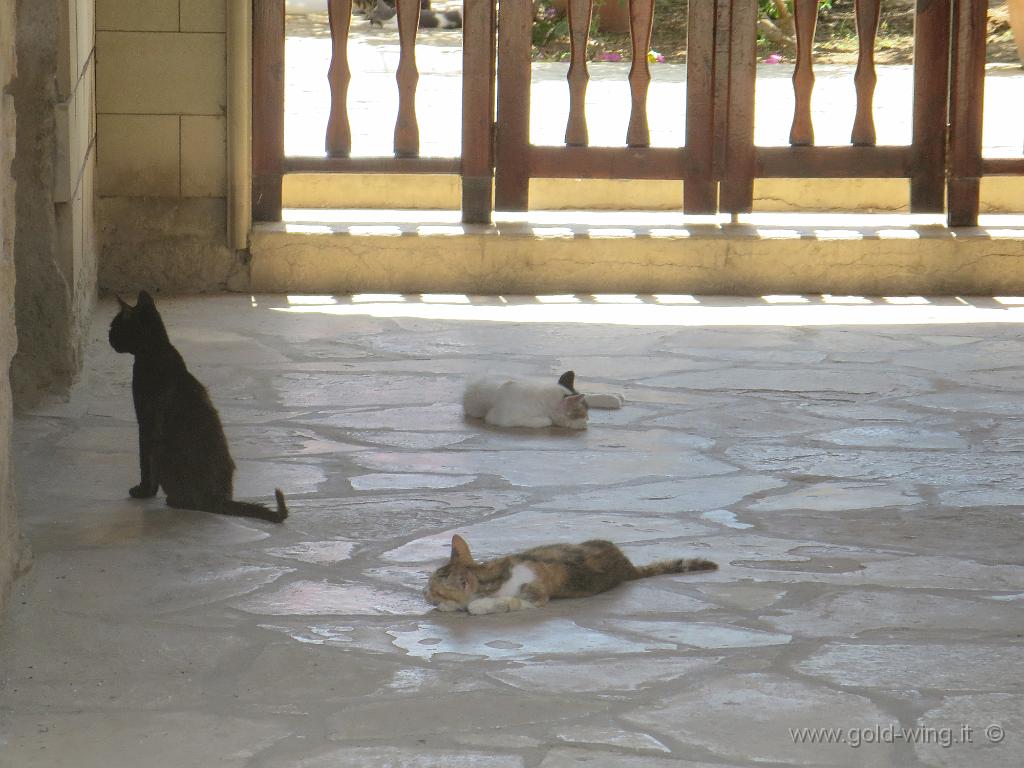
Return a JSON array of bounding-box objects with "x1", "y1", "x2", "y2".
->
[
  {"x1": 109, "y1": 291, "x2": 288, "y2": 523},
  {"x1": 426, "y1": 535, "x2": 718, "y2": 614}
]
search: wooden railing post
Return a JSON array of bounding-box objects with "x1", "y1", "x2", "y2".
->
[
  {"x1": 683, "y1": 0, "x2": 718, "y2": 213},
  {"x1": 565, "y1": 0, "x2": 593, "y2": 146},
  {"x1": 394, "y1": 0, "x2": 422, "y2": 158},
  {"x1": 719, "y1": 0, "x2": 757, "y2": 214},
  {"x1": 326, "y1": 0, "x2": 353, "y2": 158},
  {"x1": 789, "y1": 0, "x2": 818, "y2": 146},
  {"x1": 252, "y1": 0, "x2": 285, "y2": 221},
  {"x1": 851, "y1": 0, "x2": 881, "y2": 146},
  {"x1": 626, "y1": 0, "x2": 656, "y2": 148},
  {"x1": 461, "y1": 0, "x2": 496, "y2": 223},
  {"x1": 494, "y1": 0, "x2": 533, "y2": 211},
  {"x1": 947, "y1": 0, "x2": 988, "y2": 226},
  {"x1": 911, "y1": 0, "x2": 952, "y2": 213}
]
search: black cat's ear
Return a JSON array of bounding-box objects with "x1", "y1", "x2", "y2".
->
[
  {"x1": 137, "y1": 290, "x2": 155, "y2": 309},
  {"x1": 558, "y1": 370, "x2": 577, "y2": 392}
]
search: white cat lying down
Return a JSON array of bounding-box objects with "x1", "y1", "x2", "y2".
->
[{"x1": 463, "y1": 371, "x2": 621, "y2": 429}]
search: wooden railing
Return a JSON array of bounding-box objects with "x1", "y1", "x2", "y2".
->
[
  {"x1": 252, "y1": 0, "x2": 1024, "y2": 227},
  {"x1": 738, "y1": 0, "x2": 950, "y2": 214},
  {"x1": 493, "y1": 0, "x2": 717, "y2": 212}
]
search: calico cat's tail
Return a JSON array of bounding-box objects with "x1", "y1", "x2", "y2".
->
[
  {"x1": 216, "y1": 488, "x2": 289, "y2": 523},
  {"x1": 633, "y1": 557, "x2": 718, "y2": 579}
]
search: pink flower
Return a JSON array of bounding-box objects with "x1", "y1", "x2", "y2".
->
[
  {"x1": 596, "y1": 52, "x2": 623, "y2": 62},
  {"x1": 764, "y1": 53, "x2": 783, "y2": 64},
  {"x1": 647, "y1": 50, "x2": 665, "y2": 63}
]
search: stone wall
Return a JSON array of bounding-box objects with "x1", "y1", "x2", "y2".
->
[
  {"x1": 1, "y1": 0, "x2": 23, "y2": 613},
  {"x1": 10, "y1": 0, "x2": 98, "y2": 403},
  {"x1": 3, "y1": 0, "x2": 99, "y2": 613},
  {"x1": 96, "y1": 0, "x2": 244, "y2": 294}
]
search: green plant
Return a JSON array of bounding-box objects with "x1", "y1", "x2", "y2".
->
[
  {"x1": 533, "y1": 1, "x2": 568, "y2": 47},
  {"x1": 532, "y1": 1, "x2": 600, "y2": 50},
  {"x1": 759, "y1": 0, "x2": 833, "y2": 18}
]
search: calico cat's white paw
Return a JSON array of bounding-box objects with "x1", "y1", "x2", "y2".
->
[
  {"x1": 467, "y1": 596, "x2": 535, "y2": 614},
  {"x1": 467, "y1": 597, "x2": 502, "y2": 615}
]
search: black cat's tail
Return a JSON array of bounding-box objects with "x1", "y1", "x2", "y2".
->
[
  {"x1": 215, "y1": 488, "x2": 288, "y2": 523},
  {"x1": 633, "y1": 558, "x2": 718, "y2": 579}
]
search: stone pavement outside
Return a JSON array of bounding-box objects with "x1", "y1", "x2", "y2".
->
[{"x1": 1, "y1": 294, "x2": 1023, "y2": 767}]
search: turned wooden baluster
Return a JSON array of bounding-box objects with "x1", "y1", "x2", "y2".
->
[
  {"x1": 789, "y1": 0, "x2": 818, "y2": 146},
  {"x1": 851, "y1": 0, "x2": 881, "y2": 145},
  {"x1": 326, "y1": 0, "x2": 353, "y2": 156},
  {"x1": 394, "y1": 0, "x2": 420, "y2": 157},
  {"x1": 626, "y1": 0, "x2": 655, "y2": 147},
  {"x1": 565, "y1": 0, "x2": 593, "y2": 146}
]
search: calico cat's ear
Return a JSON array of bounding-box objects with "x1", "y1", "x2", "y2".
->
[
  {"x1": 450, "y1": 534, "x2": 474, "y2": 564},
  {"x1": 137, "y1": 290, "x2": 156, "y2": 309},
  {"x1": 557, "y1": 370, "x2": 577, "y2": 392}
]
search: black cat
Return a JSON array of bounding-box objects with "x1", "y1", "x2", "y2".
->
[{"x1": 109, "y1": 291, "x2": 288, "y2": 523}]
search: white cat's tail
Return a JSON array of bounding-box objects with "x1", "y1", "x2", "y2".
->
[
  {"x1": 584, "y1": 393, "x2": 624, "y2": 410},
  {"x1": 633, "y1": 558, "x2": 718, "y2": 579}
]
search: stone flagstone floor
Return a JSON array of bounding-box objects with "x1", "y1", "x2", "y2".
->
[{"x1": 2, "y1": 294, "x2": 1023, "y2": 767}]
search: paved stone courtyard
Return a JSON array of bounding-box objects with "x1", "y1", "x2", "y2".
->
[{"x1": 1, "y1": 294, "x2": 1023, "y2": 766}]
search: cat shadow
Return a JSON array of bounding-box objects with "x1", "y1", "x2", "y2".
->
[
  {"x1": 48, "y1": 501, "x2": 214, "y2": 548},
  {"x1": 462, "y1": 417, "x2": 589, "y2": 438},
  {"x1": 75, "y1": 499, "x2": 275, "y2": 549}
]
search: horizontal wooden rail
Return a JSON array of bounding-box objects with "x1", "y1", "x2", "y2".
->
[
  {"x1": 529, "y1": 146, "x2": 688, "y2": 180},
  {"x1": 982, "y1": 158, "x2": 1024, "y2": 176},
  {"x1": 283, "y1": 157, "x2": 462, "y2": 174},
  {"x1": 756, "y1": 146, "x2": 911, "y2": 178}
]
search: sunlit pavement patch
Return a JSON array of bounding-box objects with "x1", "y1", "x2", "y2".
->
[
  {"x1": 265, "y1": 538, "x2": 358, "y2": 564},
  {"x1": 603, "y1": 620, "x2": 792, "y2": 649},
  {"x1": 388, "y1": 618, "x2": 673, "y2": 660},
  {"x1": 234, "y1": 580, "x2": 427, "y2": 616}
]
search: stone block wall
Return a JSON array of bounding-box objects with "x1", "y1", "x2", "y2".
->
[
  {"x1": 11, "y1": 0, "x2": 98, "y2": 402},
  {"x1": 96, "y1": 0, "x2": 243, "y2": 293},
  {"x1": 1, "y1": 0, "x2": 22, "y2": 613}
]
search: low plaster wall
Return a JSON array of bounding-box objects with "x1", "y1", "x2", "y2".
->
[
  {"x1": 283, "y1": 175, "x2": 1024, "y2": 215},
  {"x1": 98, "y1": 198, "x2": 247, "y2": 294},
  {"x1": 250, "y1": 218, "x2": 1024, "y2": 296}
]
